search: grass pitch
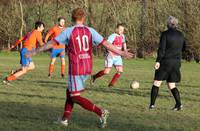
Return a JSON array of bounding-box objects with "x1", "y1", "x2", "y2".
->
[{"x1": 0, "y1": 52, "x2": 200, "y2": 131}]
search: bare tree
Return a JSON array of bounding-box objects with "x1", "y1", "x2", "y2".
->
[{"x1": 18, "y1": 0, "x2": 25, "y2": 50}]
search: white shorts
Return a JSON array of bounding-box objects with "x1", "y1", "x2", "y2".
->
[{"x1": 105, "y1": 55, "x2": 123, "y2": 68}]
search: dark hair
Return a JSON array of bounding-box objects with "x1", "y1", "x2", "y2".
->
[
  {"x1": 116, "y1": 23, "x2": 125, "y2": 28},
  {"x1": 35, "y1": 21, "x2": 45, "y2": 29},
  {"x1": 58, "y1": 17, "x2": 65, "y2": 22},
  {"x1": 71, "y1": 8, "x2": 85, "y2": 22}
]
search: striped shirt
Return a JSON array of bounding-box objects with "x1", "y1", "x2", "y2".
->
[{"x1": 55, "y1": 24, "x2": 104, "y2": 75}]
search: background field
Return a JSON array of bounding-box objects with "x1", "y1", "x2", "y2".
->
[
  {"x1": 0, "y1": 52, "x2": 200, "y2": 131},
  {"x1": 1, "y1": 0, "x2": 200, "y2": 60}
]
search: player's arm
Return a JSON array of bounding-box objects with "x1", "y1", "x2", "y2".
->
[
  {"x1": 123, "y1": 43, "x2": 127, "y2": 52},
  {"x1": 44, "y1": 33, "x2": 51, "y2": 43},
  {"x1": 155, "y1": 32, "x2": 167, "y2": 70},
  {"x1": 26, "y1": 40, "x2": 57, "y2": 58},
  {"x1": 102, "y1": 41, "x2": 133, "y2": 59},
  {"x1": 122, "y1": 35, "x2": 127, "y2": 52},
  {"x1": 37, "y1": 40, "x2": 57, "y2": 52},
  {"x1": 106, "y1": 34, "x2": 115, "y2": 54},
  {"x1": 11, "y1": 33, "x2": 29, "y2": 49},
  {"x1": 26, "y1": 28, "x2": 69, "y2": 58},
  {"x1": 156, "y1": 32, "x2": 166, "y2": 63},
  {"x1": 45, "y1": 28, "x2": 54, "y2": 43},
  {"x1": 37, "y1": 32, "x2": 45, "y2": 46},
  {"x1": 182, "y1": 38, "x2": 186, "y2": 52},
  {"x1": 91, "y1": 28, "x2": 133, "y2": 59}
]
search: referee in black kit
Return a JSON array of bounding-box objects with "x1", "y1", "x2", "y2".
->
[{"x1": 149, "y1": 16, "x2": 186, "y2": 111}]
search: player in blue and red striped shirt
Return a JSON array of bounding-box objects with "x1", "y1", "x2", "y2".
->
[{"x1": 26, "y1": 8, "x2": 133, "y2": 128}]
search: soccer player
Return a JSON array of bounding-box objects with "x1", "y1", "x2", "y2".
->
[
  {"x1": 26, "y1": 8, "x2": 133, "y2": 128},
  {"x1": 3, "y1": 21, "x2": 45, "y2": 84},
  {"x1": 149, "y1": 16, "x2": 186, "y2": 111},
  {"x1": 45, "y1": 17, "x2": 66, "y2": 78},
  {"x1": 91, "y1": 24, "x2": 127, "y2": 87}
]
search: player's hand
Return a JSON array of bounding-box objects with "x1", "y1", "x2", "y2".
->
[
  {"x1": 125, "y1": 49, "x2": 130, "y2": 52},
  {"x1": 154, "y1": 62, "x2": 160, "y2": 70},
  {"x1": 122, "y1": 51, "x2": 133, "y2": 59},
  {"x1": 8, "y1": 45, "x2": 15, "y2": 51},
  {"x1": 11, "y1": 45, "x2": 15, "y2": 49}
]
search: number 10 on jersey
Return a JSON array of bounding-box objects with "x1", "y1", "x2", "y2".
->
[{"x1": 76, "y1": 35, "x2": 89, "y2": 52}]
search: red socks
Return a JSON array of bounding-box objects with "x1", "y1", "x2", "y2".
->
[
  {"x1": 61, "y1": 64, "x2": 65, "y2": 75},
  {"x1": 63, "y1": 92, "x2": 74, "y2": 119},
  {"x1": 109, "y1": 73, "x2": 121, "y2": 87},
  {"x1": 49, "y1": 64, "x2": 65, "y2": 76},
  {"x1": 94, "y1": 70, "x2": 105, "y2": 79},
  {"x1": 94, "y1": 70, "x2": 122, "y2": 87},
  {"x1": 63, "y1": 95, "x2": 102, "y2": 119},
  {"x1": 49, "y1": 64, "x2": 54, "y2": 75},
  {"x1": 72, "y1": 96, "x2": 102, "y2": 117},
  {"x1": 6, "y1": 75, "x2": 16, "y2": 81}
]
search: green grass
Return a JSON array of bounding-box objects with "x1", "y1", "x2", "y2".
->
[{"x1": 0, "y1": 52, "x2": 200, "y2": 131}]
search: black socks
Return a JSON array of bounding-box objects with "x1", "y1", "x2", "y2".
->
[
  {"x1": 171, "y1": 88, "x2": 181, "y2": 106},
  {"x1": 150, "y1": 85, "x2": 159, "y2": 106}
]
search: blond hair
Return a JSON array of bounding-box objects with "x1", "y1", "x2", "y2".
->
[{"x1": 167, "y1": 16, "x2": 178, "y2": 28}]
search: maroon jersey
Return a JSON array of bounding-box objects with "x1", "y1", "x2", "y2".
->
[
  {"x1": 107, "y1": 33, "x2": 126, "y2": 56},
  {"x1": 55, "y1": 25, "x2": 104, "y2": 75}
]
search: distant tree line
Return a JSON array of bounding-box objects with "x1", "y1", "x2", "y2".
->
[{"x1": 0, "y1": 0, "x2": 200, "y2": 62}]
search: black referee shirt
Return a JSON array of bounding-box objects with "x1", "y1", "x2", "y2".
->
[{"x1": 156, "y1": 28, "x2": 186, "y2": 62}]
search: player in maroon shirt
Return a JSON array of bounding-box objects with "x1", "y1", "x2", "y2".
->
[
  {"x1": 26, "y1": 8, "x2": 133, "y2": 128},
  {"x1": 91, "y1": 24, "x2": 127, "y2": 87}
]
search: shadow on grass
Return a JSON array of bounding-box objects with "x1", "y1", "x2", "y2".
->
[
  {"x1": 0, "y1": 91, "x2": 64, "y2": 100},
  {"x1": 16, "y1": 79, "x2": 67, "y2": 89},
  {"x1": 0, "y1": 101, "x2": 167, "y2": 131},
  {"x1": 35, "y1": 80, "x2": 67, "y2": 89},
  {"x1": 179, "y1": 84, "x2": 200, "y2": 89},
  {"x1": 34, "y1": 80, "x2": 67, "y2": 85},
  {"x1": 87, "y1": 87, "x2": 200, "y2": 102}
]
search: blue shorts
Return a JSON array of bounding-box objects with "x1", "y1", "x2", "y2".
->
[
  {"x1": 51, "y1": 48, "x2": 65, "y2": 58},
  {"x1": 68, "y1": 75, "x2": 89, "y2": 95},
  {"x1": 20, "y1": 48, "x2": 33, "y2": 67},
  {"x1": 105, "y1": 55, "x2": 123, "y2": 68}
]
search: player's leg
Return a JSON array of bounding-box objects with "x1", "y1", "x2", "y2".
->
[
  {"x1": 11, "y1": 67, "x2": 28, "y2": 77},
  {"x1": 71, "y1": 95, "x2": 109, "y2": 128},
  {"x1": 70, "y1": 75, "x2": 109, "y2": 128},
  {"x1": 57, "y1": 90, "x2": 74, "y2": 126},
  {"x1": 7, "y1": 63, "x2": 34, "y2": 81},
  {"x1": 91, "y1": 56, "x2": 113, "y2": 84},
  {"x1": 5, "y1": 66, "x2": 28, "y2": 83},
  {"x1": 11, "y1": 68, "x2": 23, "y2": 75},
  {"x1": 60, "y1": 50, "x2": 65, "y2": 78},
  {"x1": 91, "y1": 67, "x2": 111, "y2": 83},
  {"x1": 108, "y1": 66, "x2": 123, "y2": 87},
  {"x1": 167, "y1": 83, "x2": 182, "y2": 111},
  {"x1": 27, "y1": 62, "x2": 35, "y2": 71},
  {"x1": 71, "y1": 95, "x2": 103, "y2": 116},
  {"x1": 10, "y1": 61, "x2": 34, "y2": 78},
  {"x1": 167, "y1": 65, "x2": 182, "y2": 111},
  {"x1": 4, "y1": 48, "x2": 30, "y2": 83},
  {"x1": 71, "y1": 94, "x2": 109, "y2": 128},
  {"x1": 149, "y1": 65, "x2": 168, "y2": 109},
  {"x1": 149, "y1": 80, "x2": 162, "y2": 109},
  {"x1": 62, "y1": 90, "x2": 74, "y2": 120},
  {"x1": 48, "y1": 49, "x2": 57, "y2": 77},
  {"x1": 108, "y1": 56, "x2": 123, "y2": 87},
  {"x1": 71, "y1": 75, "x2": 103, "y2": 116}
]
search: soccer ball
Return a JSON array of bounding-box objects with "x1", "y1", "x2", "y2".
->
[{"x1": 130, "y1": 81, "x2": 140, "y2": 89}]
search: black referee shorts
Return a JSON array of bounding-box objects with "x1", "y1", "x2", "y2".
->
[{"x1": 154, "y1": 59, "x2": 181, "y2": 83}]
